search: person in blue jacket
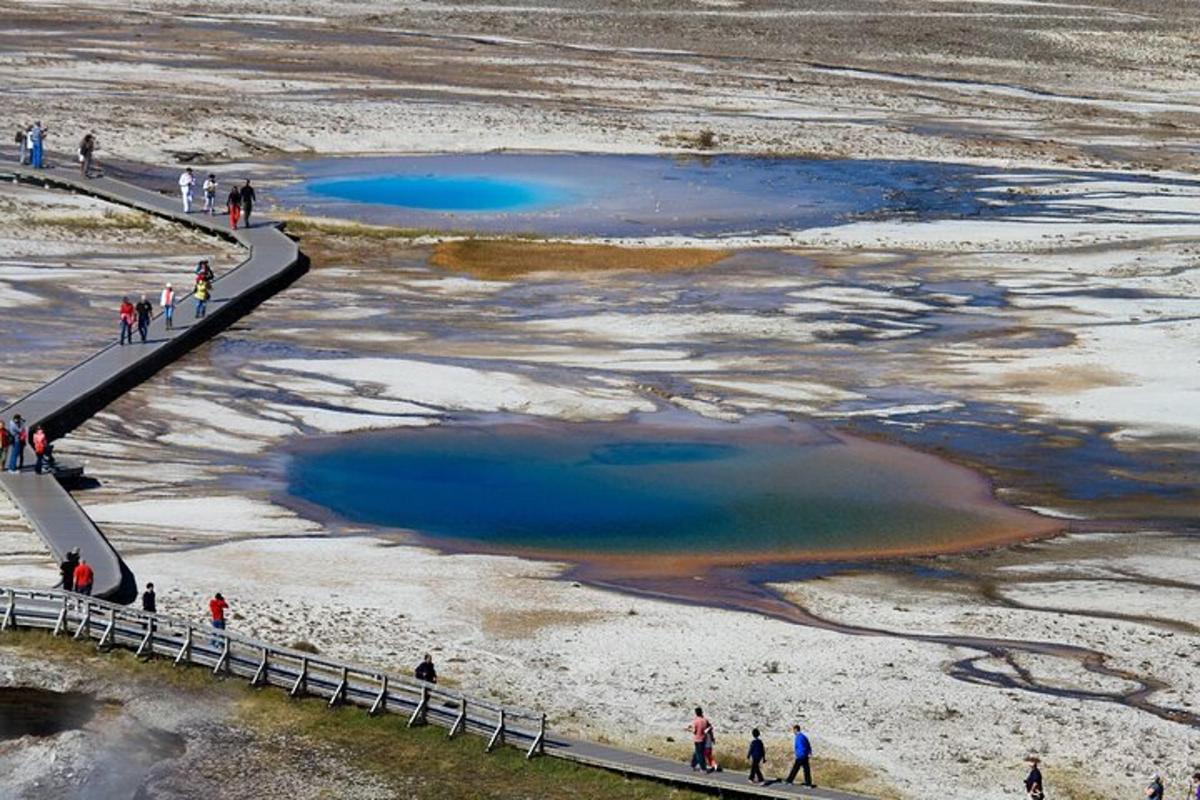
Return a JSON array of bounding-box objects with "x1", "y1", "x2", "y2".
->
[{"x1": 785, "y1": 723, "x2": 814, "y2": 787}]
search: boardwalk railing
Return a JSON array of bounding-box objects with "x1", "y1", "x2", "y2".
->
[{"x1": 0, "y1": 586, "x2": 547, "y2": 758}]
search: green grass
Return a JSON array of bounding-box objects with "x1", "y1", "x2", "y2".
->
[{"x1": 2, "y1": 628, "x2": 708, "y2": 799}]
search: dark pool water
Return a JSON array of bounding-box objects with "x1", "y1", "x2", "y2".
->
[
  {"x1": 276, "y1": 153, "x2": 1034, "y2": 237},
  {"x1": 286, "y1": 420, "x2": 1046, "y2": 561},
  {"x1": 0, "y1": 687, "x2": 96, "y2": 739}
]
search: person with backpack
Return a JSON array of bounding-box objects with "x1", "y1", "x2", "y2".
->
[
  {"x1": 203, "y1": 174, "x2": 218, "y2": 214},
  {"x1": 160, "y1": 283, "x2": 176, "y2": 330},
  {"x1": 135, "y1": 294, "x2": 153, "y2": 342},
  {"x1": 1024, "y1": 756, "x2": 1045, "y2": 800},
  {"x1": 227, "y1": 184, "x2": 242, "y2": 229},
  {"x1": 78, "y1": 133, "x2": 96, "y2": 178},
  {"x1": 194, "y1": 278, "x2": 210, "y2": 318},
  {"x1": 746, "y1": 728, "x2": 766, "y2": 784},
  {"x1": 785, "y1": 723, "x2": 814, "y2": 787},
  {"x1": 119, "y1": 296, "x2": 135, "y2": 345},
  {"x1": 194, "y1": 259, "x2": 214, "y2": 286},
  {"x1": 31, "y1": 425, "x2": 49, "y2": 474},
  {"x1": 73, "y1": 559, "x2": 94, "y2": 596},
  {"x1": 240, "y1": 179, "x2": 257, "y2": 228}
]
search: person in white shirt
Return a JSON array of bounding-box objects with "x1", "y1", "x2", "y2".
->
[
  {"x1": 202, "y1": 174, "x2": 218, "y2": 214},
  {"x1": 179, "y1": 168, "x2": 195, "y2": 213},
  {"x1": 160, "y1": 283, "x2": 176, "y2": 330}
]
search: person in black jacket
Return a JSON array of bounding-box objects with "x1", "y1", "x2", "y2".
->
[
  {"x1": 59, "y1": 548, "x2": 79, "y2": 591},
  {"x1": 141, "y1": 582, "x2": 157, "y2": 613},
  {"x1": 415, "y1": 653, "x2": 437, "y2": 684},
  {"x1": 135, "y1": 295, "x2": 153, "y2": 342},
  {"x1": 747, "y1": 728, "x2": 766, "y2": 784},
  {"x1": 240, "y1": 179, "x2": 256, "y2": 228}
]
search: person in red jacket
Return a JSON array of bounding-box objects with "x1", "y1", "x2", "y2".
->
[
  {"x1": 119, "y1": 296, "x2": 135, "y2": 346},
  {"x1": 73, "y1": 559, "x2": 94, "y2": 596},
  {"x1": 209, "y1": 592, "x2": 229, "y2": 646},
  {"x1": 31, "y1": 425, "x2": 48, "y2": 474}
]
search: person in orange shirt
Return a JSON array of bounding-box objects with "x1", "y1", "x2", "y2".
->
[
  {"x1": 31, "y1": 425, "x2": 49, "y2": 474},
  {"x1": 73, "y1": 559, "x2": 94, "y2": 596}
]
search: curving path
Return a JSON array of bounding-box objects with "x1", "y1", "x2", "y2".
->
[
  {"x1": 0, "y1": 161, "x2": 308, "y2": 601},
  {"x1": 0, "y1": 161, "x2": 868, "y2": 800}
]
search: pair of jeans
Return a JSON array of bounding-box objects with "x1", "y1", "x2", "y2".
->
[
  {"x1": 6, "y1": 443, "x2": 20, "y2": 471},
  {"x1": 691, "y1": 742, "x2": 707, "y2": 770},
  {"x1": 35, "y1": 452, "x2": 45, "y2": 474},
  {"x1": 120, "y1": 320, "x2": 133, "y2": 344},
  {"x1": 164, "y1": 306, "x2": 174, "y2": 329},
  {"x1": 138, "y1": 321, "x2": 149, "y2": 342},
  {"x1": 749, "y1": 758, "x2": 764, "y2": 783},
  {"x1": 31, "y1": 141, "x2": 42, "y2": 168},
  {"x1": 786, "y1": 756, "x2": 812, "y2": 786},
  {"x1": 211, "y1": 618, "x2": 226, "y2": 648},
  {"x1": 195, "y1": 299, "x2": 207, "y2": 318},
  {"x1": 76, "y1": 583, "x2": 92, "y2": 596}
]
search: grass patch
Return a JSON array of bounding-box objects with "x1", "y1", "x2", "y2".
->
[
  {"x1": 28, "y1": 209, "x2": 155, "y2": 232},
  {"x1": 429, "y1": 239, "x2": 731, "y2": 279},
  {"x1": 281, "y1": 216, "x2": 451, "y2": 241}
]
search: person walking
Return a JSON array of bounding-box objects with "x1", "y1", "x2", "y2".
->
[
  {"x1": 142, "y1": 582, "x2": 157, "y2": 613},
  {"x1": 73, "y1": 559, "x2": 94, "y2": 596},
  {"x1": 202, "y1": 173, "x2": 218, "y2": 214},
  {"x1": 194, "y1": 258, "x2": 214, "y2": 286},
  {"x1": 227, "y1": 184, "x2": 242, "y2": 230},
  {"x1": 415, "y1": 653, "x2": 438, "y2": 683},
  {"x1": 29, "y1": 121, "x2": 45, "y2": 169},
  {"x1": 1189, "y1": 771, "x2": 1200, "y2": 800},
  {"x1": 179, "y1": 167, "x2": 195, "y2": 213},
  {"x1": 703, "y1": 719, "x2": 719, "y2": 772},
  {"x1": 6, "y1": 415, "x2": 25, "y2": 472},
  {"x1": 240, "y1": 179, "x2": 256, "y2": 228},
  {"x1": 78, "y1": 133, "x2": 96, "y2": 178},
  {"x1": 119, "y1": 296, "x2": 135, "y2": 345},
  {"x1": 209, "y1": 592, "x2": 229, "y2": 646},
  {"x1": 160, "y1": 283, "x2": 176, "y2": 330},
  {"x1": 0, "y1": 418, "x2": 9, "y2": 470},
  {"x1": 59, "y1": 548, "x2": 79, "y2": 592},
  {"x1": 194, "y1": 278, "x2": 210, "y2": 318},
  {"x1": 1145, "y1": 774, "x2": 1165, "y2": 800},
  {"x1": 135, "y1": 294, "x2": 153, "y2": 342},
  {"x1": 746, "y1": 728, "x2": 766, "y2": 784},
  {"x1": 15, "y1": 127, "x2": 27, "y2": 164},
  {"x1": 1024, "y1": 756, "x2": 1045, "y2": 800},
  {"x1": 686, "y1": 707, "x2": 712, "y2": 773},
  {"x1": 31, "y1": 425, "x2": 48, "y2": 474},
  {"x1": 784, "y1": 723, "x2": 814, "y2": 787}
]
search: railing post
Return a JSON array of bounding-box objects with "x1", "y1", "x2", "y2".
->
[
  {"x1": 290, "y1": 657, "x2": 308, "y2": 698},
  {"x1": 174, "y1": 626, "x2": 192, "y2": 666},
  {"x1": 136, "y1": 617, "x2": 155, "y2": 659},
  {"x1": 329, "y1": 666, "x2": 347, "y2": 708},
  {"x1": 449, "y1": 697, "x2": 467, "y2": 739},
  {"x1": 369, "y1": 673, "x2": 388, "y2": 716},
  {"x1": 486, "y1": 709, "x2": 506, "y2": 752},
  {"x1": 52, "y1": 595, "x2": 68, "y2": 636},
  {"x1": 96, "y1": 607, "x2": 116, "y2": 650},
  {"x1": 73, "y1": 601, "x2": 91, "y2": 640},
  {"x1": 252, "y1": 647, "x2": 269, "y2": 687},
  {"x1": 213, "y1": 635, "x2": 230, "y2": 675},
  {"x1": 526, "y1": 713, "x2": 546, "y2": 759},
  {"x1": 1, "y1": 589, "x2": 15, "y2": 631},
  {"x1": 408, "y1": 684, "x2": 429, "y2": 728}
]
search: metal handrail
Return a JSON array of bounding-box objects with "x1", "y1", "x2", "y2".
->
[{"x1": 0, "y1": 586, "x2": 549, "y2": 753}]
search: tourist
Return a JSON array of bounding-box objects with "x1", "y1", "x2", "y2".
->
[
  {"x1": 29, "y1": 121, "x2": 45, "y2": 169},
  {"x1": 142, "y1": 582, "x2": 157, "y2": 613},
  {"x1": 119, "y1": 296, "x2": 135, "y2": 345},
  {"x1": 1146, "y1": 774, "x2": 1165, "y2": 800},
  {"x1": 1190, "y1": 771, "x2": 1200, "y2": 800},
  {"x1": 194, "y1": 278, "x2": 210, "y2": 318},
  {"x1": 784, "y1": 723, "x2": 814, "y2": 787},
  {"x1": 135, "y1": 294, "x2": 153, "y2": 342},
  {"x1": 209, "y1": 592, "x2": 228, "y2": 646},
  {"x1": 1024, "y1": 756, "x2": 1044, "y2": 800},
  {"x1": 415, "y1": 653, "x2": 438, "y2": 684},
  {"x1": 31, "y1": 425, "x2": 48, "y2": 474},
  {"x1": 746, "y1": 728, "x2": 766, "y2": 784},
  {"x1": 59, "y1": 548, "x2": 79, "y2": 592},
  {"x1": 194, "y1": 258, "x2": 214, "y2": 285},
  {"x1": 687, "y1": 707, "x2": 711, "y2": 772},
  {"x1": 73, "y1": 559, "x2": 94, "y2": 596},
  {"x1": 6, "y1": 415, "x2": 25, "y2": 472},
  {"x1": 179, "y1": 167, "x2": 195, "y2": 213},
  {"x1": 15, "y1": 127, "x2": 27, "y2": 164},
  {"x1": 78, "y1": 133, "x2": 96, "y2": 179},
  {"x1": 240, "y1": 179, "x2": 256, "y2": 228},
  {"x1": 0, "y1": 417, "x2": 8, "y2": 469},
  {"x1": 203, "y1": 173, "x2": 218, "y2": 214},
  {"x1": 703, "y1": 718, "x2": 718, "y2": 772},
  {"x1": 160, "y1": 283, "x2": 176, "y2": 330},
  {"x1": 227, "y1": 184, "x2": 242, "y2": 229}
]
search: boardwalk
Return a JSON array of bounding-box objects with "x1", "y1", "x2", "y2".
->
[
  {"x1": 0, "y1": 161, "x2": 868, "y2": 799},
  {"x1": 0, "y1": 161, "x2": 307, "y2": 600}
]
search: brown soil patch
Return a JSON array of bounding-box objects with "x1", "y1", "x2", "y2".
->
[
  {"x1": 481, "y1": 608, "x2": 610, "y2": 639},
  {"x1": 429, "y1": 240, "x2": 731, "y2": 280}
]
